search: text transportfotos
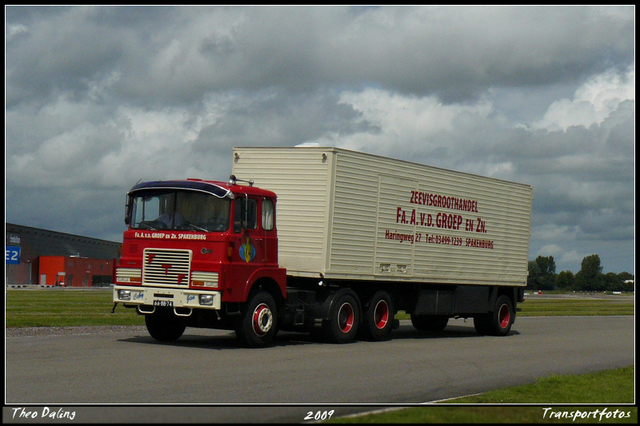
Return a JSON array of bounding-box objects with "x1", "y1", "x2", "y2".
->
[{"x1": 542, "y1": 407, "x2": 631, "y2": 421}]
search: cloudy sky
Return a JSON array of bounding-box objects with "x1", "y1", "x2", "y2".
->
[{"x1": 5, "y1": 5, "x2": 635, "y2": 274}]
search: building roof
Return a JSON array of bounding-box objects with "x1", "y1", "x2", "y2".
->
[{"x1": 6, "y1": 223, "x2": 121, "y2": 261}]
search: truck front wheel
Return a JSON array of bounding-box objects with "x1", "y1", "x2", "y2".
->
[
  {"x1": 144, "y1": 308, "x2": 187, "y2": 342},
  {"x1": 236, "y1": 291, "x2": 278, "y2": 348},
  {"x1": 359, "y1": 291, "x2": 394, "y2": 341}
]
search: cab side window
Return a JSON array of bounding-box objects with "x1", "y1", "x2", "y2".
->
[{"x1": 262, "y1": 199, "x2": 274, "y2": 231}]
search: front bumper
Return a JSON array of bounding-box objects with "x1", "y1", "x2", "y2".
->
[{"x1": 113, "y1": 285, "x2": 222, "y2": 310}]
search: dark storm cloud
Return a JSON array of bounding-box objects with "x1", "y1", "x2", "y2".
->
[
  {"x1": 7, "y1": 6, "x2": 634, "y2": 106},
  {"x1": 191, "y1": 90, "x2": 379, "y2": 153}
]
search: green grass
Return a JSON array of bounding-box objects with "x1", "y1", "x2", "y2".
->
[
  {"x1": 395, "y1": 295, "x2": 634, "y2": 320},
  {"x1": 518, "y1": 298, "x2": 634, "y2": 316},
  {"x1": 5, "y1": 288, "x2": 144, "y2": 327},
  {"x1": 326, "y1": 366, "x2": 636, "y2": 424},
  {"x1": 328, "y1": 405, "x2": 637, "y2": 424},
  {"x1": 5, "y1": 289, "x2": 634, "y2": 328},
  {"x1": 452, "y1": 365, "x2": 634, "y2": 403}
]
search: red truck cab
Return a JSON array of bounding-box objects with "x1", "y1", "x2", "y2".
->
[{"x1": 113, "y1": 176, "x2": 286, "y2": 347}]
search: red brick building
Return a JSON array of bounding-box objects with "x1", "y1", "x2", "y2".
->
[
  {"x1": 6, "y1": 223, "x2": 121, "y2": 287},
  {"x1": 38, "y1": 256, "x2": 115, "y2": 287}
]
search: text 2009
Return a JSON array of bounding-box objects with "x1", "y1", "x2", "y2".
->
[{"x1": 304, "y1": 410, "x2": 335, "y2": 421}]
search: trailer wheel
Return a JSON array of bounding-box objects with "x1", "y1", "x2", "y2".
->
[
  {"x1": 144, "y1": 308, "x2": 187, "y2": 342},
  {"x1": 236, "y1": 291, "x2": 278, "y2": 348},
  {"x1": 359, "y1": 291, "x2": 394, "y2": 341},
  {"x1": 410, "y1": 314, "x2": 449, "y2": 332},
  {"x1": 491, "y1": 295, "x2": 514, "y2": 336},
  {"x1": 475, "y1": 295, "x2": 514, "y2": 336},
  {"x1": 321, "y1": 290, "x2": 361, "y2": 344}
]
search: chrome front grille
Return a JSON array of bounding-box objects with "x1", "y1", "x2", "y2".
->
[{"x1": 143, "y1": 248, "x2": 192, "y2": 287}]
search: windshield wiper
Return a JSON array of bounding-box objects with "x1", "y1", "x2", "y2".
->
[{"x1": 185, "y1": 223, "x2": 208, "y2": 232}]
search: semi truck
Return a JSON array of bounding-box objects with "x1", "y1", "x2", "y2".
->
[{"x1": 113, "y1": 146, "x2": 533, "y2": 347}]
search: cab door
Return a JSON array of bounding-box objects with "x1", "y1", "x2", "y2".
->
[
  {"x1": 228, "y1": 196, "x2": 265, "y2": 301},
  {"x1": 233, "y1": 196, "x2": 263, "y2": 262}
]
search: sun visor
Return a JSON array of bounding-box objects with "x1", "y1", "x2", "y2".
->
[{"x1": 128, "y1": 180, "x2": 233, "y2": 199}]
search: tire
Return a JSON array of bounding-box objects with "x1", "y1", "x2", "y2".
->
[
  {"x1": 236, "y1": 291, "x2": 278, "y2": 348},
  {"x1": 359, "y1": 291, "x2": 394, "y2": 341},
  {"x1": 145, "y1": 307, "x2": 187, "y2": 342},
  {"x1": 321, "y1": 290, "x2": 361, "y2": 344},
  {"x1": 475, "y1": 295, "x2": 514, "y2": 336},
  {"x1": 410, "y1": 314, "x2": 449, "y2": 332},
  {"x1": 473, "y1": 313, "x2": 491, "y2": 335}
]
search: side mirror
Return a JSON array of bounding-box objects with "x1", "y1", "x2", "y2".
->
[{"x1": 124, "y1": 195, "x2": 131, "y2": 225}]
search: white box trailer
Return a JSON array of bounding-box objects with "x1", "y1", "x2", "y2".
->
[{"x1": 231, "y1": 146, "x2": 533, "y2": 288}]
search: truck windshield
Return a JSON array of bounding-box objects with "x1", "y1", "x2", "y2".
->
[{"x1": 130, "y1": 190, "x2": 231, "y2": 232}]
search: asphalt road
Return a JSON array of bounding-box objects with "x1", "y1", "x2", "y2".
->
[{"x1": 4, "y1": 315, "x2": 634, "y2": 423}]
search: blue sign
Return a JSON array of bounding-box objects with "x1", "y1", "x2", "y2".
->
[{"x1": 6, "y1": 246, "x2": 21, "y2": 265}]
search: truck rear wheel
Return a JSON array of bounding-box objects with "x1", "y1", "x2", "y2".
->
[
  {"x1": 410, "y1": 314, "x2": 449, "y2": 332},
  {"x1": 321, "y1": 290, "x2": 361, "y2": 344},
  {"x1": 144, "y1": 308, "x2": 187, "y2": 342},
  {"x1": 236, "y1": 291, "x2": 278, "y2": 348},
  {"x1": 474, "y1": 295, "x2": 514, "y2": 336},
  {"x1": 359, "y1": 291, "x2": 394, "y2": 341}
]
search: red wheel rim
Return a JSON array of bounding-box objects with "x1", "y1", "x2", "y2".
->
[
  {"x1": 498, "y1": 303, "x2": 511, "y2": 329},
  {"x1": 252, "y1": 303, "x2": 272, "y2": 336},
  {"x1": 338, "y1": 302, "x2": 354, "y2": 333},
  {"x1": 374, "y1": 300, "x2": 389, "y2": 330}
]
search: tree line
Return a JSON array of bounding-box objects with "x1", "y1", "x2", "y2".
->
[{"x1": 527, "y1": 254, "x2": 634, "y2": 292}]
